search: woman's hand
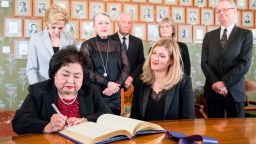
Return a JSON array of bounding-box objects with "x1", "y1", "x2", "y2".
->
[
  {"x1": 107, "y1": 82, "x2": 120, "y2": 93},
  {"x1": 67, "y1": 117, "x2": 87, "y2": 126},
  {"x1": 43, "y1": 114, "x2": 67, "y2": 133}
]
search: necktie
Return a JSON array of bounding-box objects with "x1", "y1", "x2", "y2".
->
[
  {"x1": 220, "y1": 28, "x2": 227, "y2": 49},
  {"x1": 122, "y1": 37, "x2": 127, "y2": 50}
]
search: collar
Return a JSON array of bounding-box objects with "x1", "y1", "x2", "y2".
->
[
  {"x1": 96, "y1": 35, "x2": 108, "y2": 42},
  {"x1": 221, "y1": 24, "x2": 235, "y2": 33},
  {"x1": 118, "y1": 32, "x2": 129, "y2": 41}
]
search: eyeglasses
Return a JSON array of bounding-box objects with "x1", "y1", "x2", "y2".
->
[
  {"x1": 160, "y1": 24, "x2": 172, "y2": 29},
  {"x1": 216, "y1": 8, "x2": 235, "y2": 14}
]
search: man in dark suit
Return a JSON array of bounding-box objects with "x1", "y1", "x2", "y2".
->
[
  {"x1": 110, "y1": 13, "x2": 145, "y2": 88},
  {"x1": 201, "y1": 0, "x2": 253, "y2": 118}
]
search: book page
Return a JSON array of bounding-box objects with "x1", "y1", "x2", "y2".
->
[
  {"x1": 59, "y1": 122, "x2": 131, "y2": 143},
  {"x1": 97, "y1": 114, "x2": 164, "y2": 135}
]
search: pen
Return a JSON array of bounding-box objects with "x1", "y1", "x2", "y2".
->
[{"x1": 52, "y1": 103, "x2": 61, "y2": 114}]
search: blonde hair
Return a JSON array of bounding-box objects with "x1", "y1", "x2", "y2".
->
[
  {"x1": 158, "y1": 17, "x2": 177, "y2": 38},
  {"x1": 141, "y1": 38, "x2": 183, "y2": 90},
  {"x1": 92, "y1": 12, "x2": 110, "y2": 25},
  {"x1": 44, "y1": 4, "x2": 69, "y2": 26}
]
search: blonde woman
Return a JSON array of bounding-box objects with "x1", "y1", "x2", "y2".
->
[
  {"x1": 26, "y1": 4, "x2": 76, "y2": 85},
  {"x1": 130, "y1": 38, "x2": 194, "y2": 120}
]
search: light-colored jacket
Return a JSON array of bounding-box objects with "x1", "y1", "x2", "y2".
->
[{"x1": 26, "y1": 29, "x2": 76, "y2": 84}]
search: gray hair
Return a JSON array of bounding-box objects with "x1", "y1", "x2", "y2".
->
[{"x1": 92, "y1": 12, "x2": 110, "y2": 25}]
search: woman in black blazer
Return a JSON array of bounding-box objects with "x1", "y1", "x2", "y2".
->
[
  {"x1": 130, "y1": 38, "x2": 194, "y2": 120},
  {"x1": 13, "y1": 47, "x2": 111, "y2": 134},
  {"x1": 158, "y1": 17, "x2": 191, "y2": 76}
]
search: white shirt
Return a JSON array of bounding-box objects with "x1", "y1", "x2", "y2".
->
[
  {"x1": 118, "y1": 32, "x2": 129, "y2": 49},
  {"x1": 220, "y1": 24, "x2": 235, "y2": 40}
]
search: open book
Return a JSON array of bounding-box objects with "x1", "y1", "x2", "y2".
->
[{"x1": 59, "y1": 114, "x2": 165, "y2": 144}]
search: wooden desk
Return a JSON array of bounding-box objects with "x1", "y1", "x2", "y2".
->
[{"x1": 1, "y1": 118, "x2": 256, "y2": 144}]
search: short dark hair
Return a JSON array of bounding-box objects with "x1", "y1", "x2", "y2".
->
[{"x1": 48, "y1": 46, "x2": 85, "y2": 79}]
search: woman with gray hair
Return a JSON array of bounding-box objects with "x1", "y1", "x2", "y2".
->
[{"x1": 80, "y1": 13, "x2": 130, "y2": 115}]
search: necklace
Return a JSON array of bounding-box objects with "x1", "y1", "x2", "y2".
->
[
  {"x1": 96, "y1": 38, "x2": 109, "y2": 78},
  {"x1": 58, "y1": 92, "x2": 78, "y2": 105}
]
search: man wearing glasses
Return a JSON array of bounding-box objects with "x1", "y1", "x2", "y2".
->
[{"x1": 201, "y1": 0, "x2": 253, "y2": 118}]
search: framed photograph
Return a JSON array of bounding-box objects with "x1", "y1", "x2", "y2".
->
[
  {"x1": 207, "y1": 25, "x2": 219, "y2": 32},
  {"x1": 156, "y1": 6, "x2": 170, "y2": 22},
  {"x1": 132, "y1": 0, "x2": 146, "y2": 2},
  {"x1": 194, "y1": 0, "x2": 207, "y2": 7},
  {"x1": 52, "y1": 0, "x2": 70, "y2": 10},
  {"x1": 147, "y1": 23, "x2": 159, "y2": 42},
  {"x1": 186, "y1": 7, "x2": 200, "y2": 25},
  {"x1": 132, "y1": 23, "x2": 146, "y2": 41},
  {"x1": 24, "y1": 18, "x2": 42, "y2": 37},
  {"x1": 236, "y1": 0, "x2": 247, "y2": 10},
  {"x1": 140, "y1": 5, "x2": 154, "y2": 22},
  {"x1": 164, "y1": 0, "x2": 177, "y2": 5},
  {"x1": 193, "y1": 26, "x2": 206, "y2": 43},
  {"x1": 33, "y1": 0, "x2": 50, "y2": 17},
  {"x1": 65, "y1": 20, "x2": 79, "y2": 39},
  {"x1": 179, "y1": 0, "x2": 193, "y2": 6},
  {"x1": 71, "y1": 1, "x2": 88, "y2": 19},
  {"x1": 249, "y1": 0, "x2": 256, "y2": 10},
  {"x1": 14, "y1": 39, "x2": 29, "y2": 59},
  {"x1": 171, "y1": 7, "x2": 185, "y2": 24},
  {"x1": 4, "y1": 17, "x2": 23, "y2": 37},
  {"x1": 80, "y1": 21, "x2": 95, "y2": 40},
  {"x1": 251, "y1": 29, "x2": 256, "y2": 44},
  {"x1": 148, "y1": 0, "x2": 162, "y2": 4},
  {"x1": 106, "y1": 2, "x2": 122, "y2": 21},
  {"x1": 124, "y1": 4, "x2": 139, "y2": 21},
  {"x1": 89, "y1": 1, "x2": 105, "y2": 19},
  {"x1": 14, "y1": 0, "x2": 32, "y2": 16},
  {"x1": 178, "y1": 25, "x2": 192, "y2": 43},
  {"x1": 208, "y1": 0, "x2": 219, "y2": 8},
  {"x1": 242, "y1": 11, "x2": 254, "y2": 27},
  {"x1": 201, "y1": 8, "x2": 214, "y2": 25}
]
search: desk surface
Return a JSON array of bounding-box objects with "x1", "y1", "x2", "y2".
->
[{"x1": 1, "y1": 118, "x2": 256, "y2": 144}]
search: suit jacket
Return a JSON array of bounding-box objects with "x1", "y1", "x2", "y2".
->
[
  {"x1": 130, "y1": 75, "x2": 194, "y2": 120},
  {"x1": 201, "y1": 26, "x2": 253, "y2": 102},
  {"x1": 110, "y1": 33, "x2": 145, "y2": 80},
  {"x1": 177, "y1": 42, "x2": 191, "y2": 76},
  {"x1": 12, "y1": 80, "x2": 111, "y2": 134},
  {"x1": 26, "y1": 29, "x2": 76, "y2": 84}
]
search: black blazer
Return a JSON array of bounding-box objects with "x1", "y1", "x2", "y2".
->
[
  {"x1": 12, "y1": 80, "x2": 111, "y2": 134},
  {"x1": 177, "y1": 42, "x2": 191, "y2": 76},
  {"x1": 110, "y1": 33, "x2": 145, "y2": 80},
  {"x1": 130, "y1": 75, "x2": 194, "y2": 120},
  {"x1": 201, "y1": 26, "x2": 253, "y2": 102}
]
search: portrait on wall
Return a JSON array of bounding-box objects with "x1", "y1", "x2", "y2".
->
[
  {"x1": 164, "y1": 0, "x2": 177, "y2": 5},
  {"x1": 132, "y1": 0, "x2": 146, "y2": 2},
  {"x1": 71, "y1": 1, "x2": 87, "y2": 19},
  {"x1": 178, "y1": 25, "x2": 192, "y2": 43},
  {"x1": 179, "y1": 0, "x2": 192, "y2": 6},
  {"x1": 33, "y1": 0, "x2": 50, "y2": 17},
  {"x1": 132, "y1": 23, "x2": 146, "y2": 41},
  {"x1": 124, "y1": 4, "x2": 138, "y2": 21},
  {"x1": 236, "y1": 0, "x2": 247, "y2": 9},
  {"x1": 140, "y1": 5, "x2": 154, "y2": 22},
  {"x1": 156, "y1": 6, "x2": 170, "y2": 22},
  {"x1": 171, "y1": 7, "x2": 185, "y2": 24},
  {"x1": 193, "y1": 26, "x2": 206, "y2": 43},
  {"x1": 186, "y1": 8, "x2": 200, "y2": 25},
  {"x1": 201, "y1": 9, "x2": 214, "y2": 25},
  {"x1": 242, "y1": 11, "x2": 254, "y2": 27},
  {"x1": 147, "y1": 24, "x2": 159, "y2": 41},
  {"x1": 65, "y1": 20, "x2": 79, "y2": 39},
  {"x1": 14, "y1": 39, "x2": 29, "y2": 59},
  {"x1": 249, "y1": 0, "x2": 256, "y2": 10},
  {"x1": 14, "y1": 0, "x2": 32, "y2": 16},
  {"x1": 106, "y1": 3, "x2": 122, "y2": 21},
  {"x1": 208, "y1": 0, "x2": 219, "y2": 8},
  {"x1": 80, "y1": 21, "x2": 95, "y2": 40},
  {"x1": 194, "y1": 0, "x2": 207, "y2": 7},
  {"x1": 4, "y1": 17, "x2": 23, "y2": 37},
  {"x1": 89, "y1": 1, "x2": 105, "y2": 19},
  {"x1": 24, "y1": 19, "x2": 42, "y2": 37},
  {"x1": 52, "y1": 0, "x2": 69, "y2": 10}
]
